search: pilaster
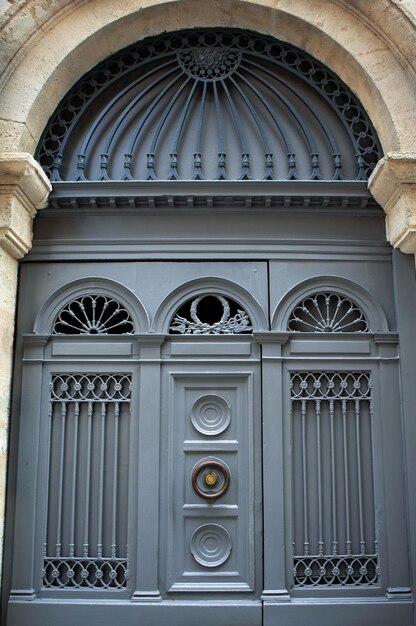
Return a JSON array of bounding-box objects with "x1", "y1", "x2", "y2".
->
[{"x1": 0, "y1": 153, "x2": 51, "y2": 587}]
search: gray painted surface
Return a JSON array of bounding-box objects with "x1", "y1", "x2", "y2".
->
[{"x1": 3, "y1": 244, "x2": 415, "y2": 625}]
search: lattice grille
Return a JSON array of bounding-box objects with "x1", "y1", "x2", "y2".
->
[
  {"x1": 290, "y1": 371, "x2": 378, "y2": 587},
  {"x1": 293, "y1": 555, "x2": 378, "y2": 587},
  {"x1": 43, "y1": 374, "x2": 131, "y2": 589},
  {"x1": 53, "y1": 295, "x2": 134, "y2": 335},
  {"x1": 43, "y1": 557, "x2": 128, "y2": 589},
  {"x1": 288, "y1": 292, "x2": 369, "y2": 333}
]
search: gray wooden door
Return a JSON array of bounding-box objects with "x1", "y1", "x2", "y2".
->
[
  {"x1": 6, "y1": 262, "x2": 267, "y2": 626},
  {"x1": 158, "y1": 338, "x2": 263, "y2": 624},
  {"x1": 5, "y1": 258, "x2": 413, "y2": 626}
]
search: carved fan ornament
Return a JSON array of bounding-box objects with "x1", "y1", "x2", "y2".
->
[
  {"x1": 287, "y1": 292, "x2": 369, "y2": 333},
  {"x1": 169, "y1": 294, "x2": 252, "y2": 335}
]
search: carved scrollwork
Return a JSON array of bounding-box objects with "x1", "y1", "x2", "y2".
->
[{"x1": 169, "y1": 294, "x2": 252, "y2": 334}]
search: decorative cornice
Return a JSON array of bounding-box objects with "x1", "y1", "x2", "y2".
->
[
  {"x1": 48, "y1": 180, "x2": 374, "y2": 211},
  {"x1": 369, "y1": 152, "x2": 416, "y2": 255},
  {"x1": 0, "y1": 152, "x2": 51, "y2": 258},
  {"x1": 0, "y1": 153, "x2": 51, "y2": 208}
]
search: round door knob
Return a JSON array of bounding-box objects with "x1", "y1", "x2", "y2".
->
[
  {"x1": 204, "y1": 471, "x2": 219, "y2": 487},
  {"x1": 191, "y1": 458, "x2": 230, "y2": 501}
]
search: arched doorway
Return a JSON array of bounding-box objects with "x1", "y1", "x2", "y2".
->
[{"x1": 4, "y1": 29, "x2": 414, "y2": 626}]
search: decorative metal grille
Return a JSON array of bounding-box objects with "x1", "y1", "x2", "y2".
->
[
  {"x1": 169, "y1": 294, "x2": 252, "y2": 334},
  {"x1": 53, "y1": 295, "x2": 134, "y2": 335},
  {"x1": 43, "y1": 375, "x2": 131, "y2": 589},
  {"x1": 178, "y1": 47, "x2": 243, "y2": 80},
  {"x1": 287, "y1": 292, "x2": 369, "y2": 333},
  {"x1": 36, "y1": 29, "x2": 381, "y2": 182},
  {"x1": 293, "y1": 554, "x2": 378, "y2": 587},
  {"x1": 43, "y1": 558, "x2": 128, "y2": 590},
  {"x1": 290, "y1": 372, "x2": 379, "y2": 587}
]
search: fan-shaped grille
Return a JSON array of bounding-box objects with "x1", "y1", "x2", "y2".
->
[
  {"x1": 36, "y1": 29, "x2": 381, "y2": 182},
  {"x1": 53, "y1": 295, "x2": 134, "y2": 335},
  {"x1": 287, "y1": 292, "x2": 369, "y2": 333}
]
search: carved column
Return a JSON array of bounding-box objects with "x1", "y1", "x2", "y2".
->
[
  {"x1": 0, "y1": 153, "x2": 51, "y2": 585},
  {"x1": 369, "y1": 152, "x2": 416, "y2": 261}
]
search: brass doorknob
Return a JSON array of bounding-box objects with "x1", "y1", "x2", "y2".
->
[
  {"x1": 191, "y1": 458, "x2": 230, "y2": 501},
  {"x1": 204, "y1": 471, "x2": 219, "y2": 487}
]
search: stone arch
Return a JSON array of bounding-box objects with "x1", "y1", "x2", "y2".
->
[{"x1": 1, "y1": 0, "x2": 415, "y2": 156}]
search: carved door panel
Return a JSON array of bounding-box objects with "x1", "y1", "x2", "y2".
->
[{"x1": 158, "y1": 337, "x2": 263, "y2": 625}]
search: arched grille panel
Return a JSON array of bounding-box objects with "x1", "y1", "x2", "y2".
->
[
  {"x1": 53, "y1": 295, "x2": 134, "y2": 335},
  {"x1": 37, "y1": 29, "x2": 382, "y2": 182},
  {"x1": 287, "y1": 292, "x2": 369, "y2": 333}
]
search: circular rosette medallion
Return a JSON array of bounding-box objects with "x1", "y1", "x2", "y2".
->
[
  {"x1": 191, "y1": 394, "x2": 231, "y2": 435},
  {"x1": 190, "y1": 523, "x2": 232, "y2": 567},
  {"x1": 178, "y1": 47, "x2": 242, "y2": 81}
]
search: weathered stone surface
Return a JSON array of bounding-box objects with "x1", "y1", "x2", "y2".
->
[
  {"x1": 0, "y1": 153, "x2": 51, "y2": 257},
  {"x1": 369, "y1": 152, "x2": 416, "y2": 256},
  {"x1": 0, "y1": 248, "x2": 18, "y2": 590},
  {"x1": 0, "y1": 153, "x2": 51, "y2": 207}
]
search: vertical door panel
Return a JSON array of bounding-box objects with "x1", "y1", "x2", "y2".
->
[{"x1": 164, "y1": 364, "x2": 260, "y2": 593}]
